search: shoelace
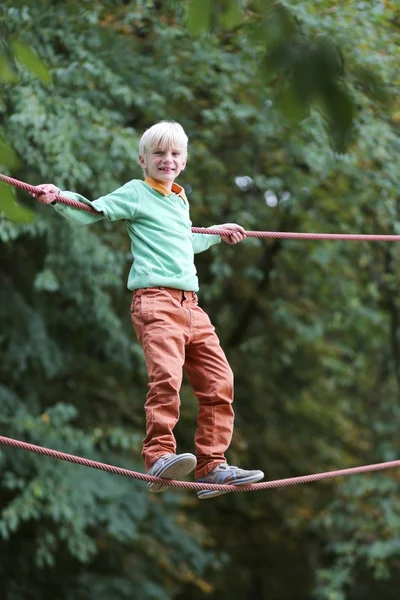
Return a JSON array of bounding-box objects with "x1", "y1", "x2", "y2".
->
[{"x1": 217, "y1": 464, "x2": 238, "y2": 471}]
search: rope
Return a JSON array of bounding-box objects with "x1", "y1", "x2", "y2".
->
[
  {"x1": 0, "y1": 173, "x2": 95, "y2": 213},
  {"x1": 2, "y1": 174, "x2": 400, "y2": 490},
  {"x1": 2, "y1": 173, "x2": 400, "y2": 242},
  {"x1": 0, "y1": 435, "x2": 399, "y2": 493}
]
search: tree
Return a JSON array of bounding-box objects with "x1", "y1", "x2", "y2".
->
[{"x1": 1, "y1": 1, "x2": 400, "y2": 599}]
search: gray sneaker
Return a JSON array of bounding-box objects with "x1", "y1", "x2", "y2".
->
[
  {"x1": 196, "y1": 463, "x2": 264, "y2": 499},
  {"x1": 146, "y1": 453, "x2": 197, "y2": 493}
]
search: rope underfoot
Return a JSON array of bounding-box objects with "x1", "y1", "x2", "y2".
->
[
  {"x1": 0, "y1": 436, "x2": 399, "y2": 493},
  {"x1": 2, "y1": 173, "x2": 400, "y2": 242},
  {"x1": 2, "y1": 175, "x2": 400, "y2": 488}
]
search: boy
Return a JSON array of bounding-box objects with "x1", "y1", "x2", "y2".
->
[{"x1": 34, "y1": 121, "x2": 264, "y2": 499}]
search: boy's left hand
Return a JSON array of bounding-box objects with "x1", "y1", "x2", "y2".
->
[{"x1": 218, "y1": 223, "x2": 247, "y2": 244}]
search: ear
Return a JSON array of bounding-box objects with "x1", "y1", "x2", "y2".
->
[{"x1": 139, "y1": 154, "x2": 146, "y2": 169}]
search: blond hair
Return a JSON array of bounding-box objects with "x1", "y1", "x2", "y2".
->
[{"x1": 139, "y1": 121, "x2": 188, "y2": 157}]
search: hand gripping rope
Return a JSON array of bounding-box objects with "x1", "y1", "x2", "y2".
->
[
  {"x1": 1, "y1": 173, "x2": 400, "y2": 493},
  {"x1": 2, "y1": 173, "x2": 400, "y2": 242}
]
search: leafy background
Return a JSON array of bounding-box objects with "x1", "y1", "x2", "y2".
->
[{"x1": 0, "y1": 1, "x2": 400, "y2": 599}]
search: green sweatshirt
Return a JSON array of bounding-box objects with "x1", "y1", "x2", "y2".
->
[{"x1": 54, "y1": 178, "x2": 221, "y2": 291}]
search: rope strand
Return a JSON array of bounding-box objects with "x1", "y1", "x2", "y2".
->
[
  {"x1": 0, "y1": 435, "x2": 399, "y2": 493},
  {"x1": 2, "y1": 174, "x2": 400, "y2": 490},
  {"x1": 3, "y1": 173, "x2": 400, "y2": 242}
]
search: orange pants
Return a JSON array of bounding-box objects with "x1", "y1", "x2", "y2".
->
[{"x1": 131, "y1": 287, "x2": 234, "y2": 479}]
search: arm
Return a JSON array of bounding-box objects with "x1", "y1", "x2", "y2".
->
[
  {"x1": 192, "y1": 227, "x2": 221, "y2": 254},
  {"x1": 192, "y1": 223, "x2": 246, "y2": 254},
  {"x1": 32, "y1": 181, "x2": 139, "y2": 225}
]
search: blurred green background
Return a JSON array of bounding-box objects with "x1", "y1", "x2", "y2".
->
[{"x1": 0, "y1": 1, "x2": 399, "y2": 598}]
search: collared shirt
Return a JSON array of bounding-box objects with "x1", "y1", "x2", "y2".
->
[
  {"x1": 54, "y1": 178, "x2": 220, "y2": 291},
  {"x1": 144, "y1": 176, "x2": 188, "y2": 203}
]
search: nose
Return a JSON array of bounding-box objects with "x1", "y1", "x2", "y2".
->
[{"x1": 163, "y1": 152, "x2": 173, "y2": 163}]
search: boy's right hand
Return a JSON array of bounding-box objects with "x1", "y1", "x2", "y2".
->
[{"x1": 30, "y1": 183, "x2": 61, "y2": 205}]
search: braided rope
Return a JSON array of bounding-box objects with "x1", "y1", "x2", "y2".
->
[
  {"x1": 3, "y1": 174, "x2": 400, "y2": 489},
  {"x1": 0, "y1": 435, "x2": 399, "y2": 493},
  {"x1": 2, "y1": 173, "x2": 400, "y2": 242},
  {"x1": 0, "y1": 174, "x2": 95, "y2": 213}
]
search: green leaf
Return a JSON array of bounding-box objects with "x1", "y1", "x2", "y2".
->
[
  {"x1": 320, "y1": 82, "x2": 355, "y2": 153},
  {"x1": 355, "y1": 66, "x2": 389, "y2": 106},
  {"x1": 187, "y1": 0, "x2": 212, "y2": 35},
  {"x1": 0, "y1": 53, "x2": 18, "y2": 82},
  {"x1": 276, "y1": 86, "x2": 309, "y2": 123},
  {"x1": 11, "y1": 40, "x2": 51, "y2": 85},
  {"x1": 219, "y1": 0, "x2": 243, "y2": 29},
  {"x1": 0, "y1": 137, "x2": 20, "y2": 170},
  {"x1": 34, "y1": 269, "x2": 60, "y2": 293},
  {"x1": 0, "y1": 183, "x2": 35, "y2": 223}
]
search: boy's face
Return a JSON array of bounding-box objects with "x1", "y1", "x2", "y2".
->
[{"x1": 139, "y1": 146, "x2": 187, "y2": 187}]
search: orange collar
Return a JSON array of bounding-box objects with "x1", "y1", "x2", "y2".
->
[{"x1": 144, "y1": 176, "x2": 188, "y2": 203}]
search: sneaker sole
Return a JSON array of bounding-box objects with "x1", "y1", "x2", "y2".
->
[
  {"x1": 147, "y1": 454, "x2": 197, "y2": 493},
  {"x1": 197, "y1": 471, "x2": 265, "y2": 500}
]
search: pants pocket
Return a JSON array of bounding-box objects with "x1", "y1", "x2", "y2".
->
[
  {"x1": 140, "y1": 296, "x2": 155, "y2": 322},
  {"x1": 131, "y1": 293, "x2": 155, "y2": 322}
]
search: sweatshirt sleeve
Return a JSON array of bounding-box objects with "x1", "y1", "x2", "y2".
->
[
  {"x1": 53, "y1": 180, "x2": 139, "y2": 225},
  {"x1": 192, "y1": 226, "x2": 222, "y2": 254}
]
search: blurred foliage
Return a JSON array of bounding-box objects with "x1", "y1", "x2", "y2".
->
[
  {"x1": 0, "y1": 15, "x2": 48, "y2": 221},
  {"x1": 0, "y1": 0, "x2": 400, "y2": 599},
  {"x1": 187, "y1": 0, "x2": 392, "y2": 153}
]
